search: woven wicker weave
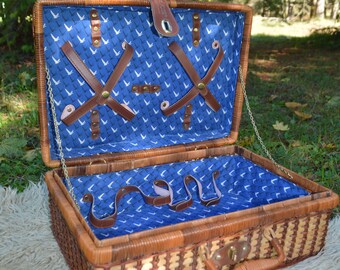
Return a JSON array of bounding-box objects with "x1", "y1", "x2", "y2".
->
[{"x1": 50, "y1": 195, "x2": 332, "y2": 270}]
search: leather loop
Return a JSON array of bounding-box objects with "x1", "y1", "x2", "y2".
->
[
  {"x1": 132, "y1": 85, "x2": 160, "y2": 94},
  {"x1": 192, "y1": 13, "x2": 200, "y2": 47},
  {"x1": 90, "y1": 9, "x2": 101, "y2": 47},
  {"x1": 149, "y1": 0, "x2": 179, "y2": 37},
  {"x1": 90, "y1": 110, "x2": 100, "y2": 140},
  {"x1": 234, "y1": 230, "x2": 285, "y2": 270},
  {"x1": 61, "y1": 41, "x2": 135, "y2": 125},
  {"x1": 183, "y1": 104, "x2": 192, "y2": 130},
  {"x1": 162, "y1": 41, "x2": 223, "y2": 116}
]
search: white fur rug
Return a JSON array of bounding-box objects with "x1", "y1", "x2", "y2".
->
[{"x1": 0, "y1": 182, "x2": 339, "y2": 270}]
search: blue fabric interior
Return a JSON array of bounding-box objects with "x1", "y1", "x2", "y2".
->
[
  {"x1": 43, "y1": 6, "x2": 245, "y2": 160},
  {"x1": 67, "y1": 155, "x2": 309, "y2": 240}
]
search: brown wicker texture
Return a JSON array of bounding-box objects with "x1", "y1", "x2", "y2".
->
[
  {"x1": 33, "y1": 0, "x2": 252, "y2": 168},
  {"x1": 50, "y1": 194, "x2": 332, "y2": 270},
  {"x1": 46, "y1": 145, "x2": 339, "y2": 269}
]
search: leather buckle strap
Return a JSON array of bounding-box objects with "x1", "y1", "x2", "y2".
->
[
  {"x1": 154, "y1": 170, "x2": 221, "y2": 211},
  {"x1": 161, "y1": 41, "x2": 224, "y2": 116},
  {"x1": 61, "y1": 41, "x2": 135, "y2": 126},
  {"x1": 83, "y1": 180, "x2": 172, "y2": 228}
]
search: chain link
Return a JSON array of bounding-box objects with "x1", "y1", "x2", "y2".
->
[
  {"x1": 238, "y1": 66, "x2": 293, "y2": 179},
  {"x1": 46, "y1": 67, "x2": 80, "y2": 208}
]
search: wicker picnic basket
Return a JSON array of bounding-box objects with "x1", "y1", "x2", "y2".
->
[{"x1": 33, "y1": 0, "x2": 339, "y2": 269}]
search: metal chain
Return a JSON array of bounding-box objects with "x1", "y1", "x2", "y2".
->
[
  {"x1": 46, "y1": 67, "x2": 80, "y2": 208},
  {"x1": 238, "y1": 66, "x2": 293, "y2": 179}
]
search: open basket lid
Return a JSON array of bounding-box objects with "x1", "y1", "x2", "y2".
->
[{"x1": 33, "y1": 0, "x2": 252, "y2": 168}]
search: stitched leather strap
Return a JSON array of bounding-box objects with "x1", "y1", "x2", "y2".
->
[
  {"x1": 162, "y1": 41, "x2": 224, "y2": 116},
  {"x1": 83, "y1": 180, "x2": 172, "y2": 228},
  {"x1": 61, "y1": 41, "x2": 135, "y2": 126}
]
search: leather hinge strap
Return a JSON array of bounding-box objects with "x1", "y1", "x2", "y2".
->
[
  {"x1": 83, "y1": 180, "x2": 172, "y2": 228},
  {"x1": 161, "y1": 41, "x2": 223, "y2": 116},
  {"x1": 61, "y1": 41, "x2": 135, "y2": 126}
]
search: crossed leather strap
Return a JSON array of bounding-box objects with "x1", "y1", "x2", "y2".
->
[
  {"x1": 61, "y1": 41, "x2": 135, "y2": 126},
  {"x1": 161, "y1": 41, "x2": 224, "y2": 116},
  {"x1": 83, "y1": 171, "x2": 221, "y2": 228}
]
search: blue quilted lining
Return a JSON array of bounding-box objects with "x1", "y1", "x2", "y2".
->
[
  {"x1": 66, "y1": 155, "x2": 309, "y2": 239},
  {"x1": 43, "y1": 6, "x2": 245, "y2": 160}
]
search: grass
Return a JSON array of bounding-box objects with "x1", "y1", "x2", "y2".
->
[
  {"x1": 0, "y1": 18, "x2": 339, "y2": 213},
  {"x1": 0, "y1": 49, "x2": 46, "y2": 191},
  {"x1": 238, "y1": 29, "x2": 340, "y2": 214}
]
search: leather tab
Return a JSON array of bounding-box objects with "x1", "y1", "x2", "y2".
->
[
  {"x1": 183, "y1": 104, "x2": 192, "y2": 130},
  {"x1": 90, "y1": 110, "x2": 100, "y2": 140},
  {"x1": 149, "y1": 0, "x2": 179, "y2": 37},
  {"x1": 192, "y1": 13, "x2": 200, "y2": 47},
  {"x1": 132, "y1": 85, "x2": 160, "y2": 94},
  {"x1": 90, "y1": 10, "x2": 101, "y2": 47}
]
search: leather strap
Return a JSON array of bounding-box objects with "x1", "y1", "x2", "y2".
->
[
  {"x1": 154, "y1": 170, "x2": 221, "y2": 211},
  {"x1": 84, "y1": 171, "x2": 221, "y2": 228},
  {"x1": 83, "y1": 180, "x2": 172, "y2": 228},
  {"x1": 162, "y1": 41, "x2": 223, "y2": 116},
  {"x1": 61, "y1": 41, "x2": 135, "y2": 126}
]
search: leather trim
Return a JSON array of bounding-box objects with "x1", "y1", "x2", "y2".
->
[
  {"x1": 192, "y1": 13, "x2": 200, "y2": 47},
  {"x1": 90, "y1": 9, "x2": 101, "y2": 47},
  {"x1": 90, "y1": 110, "x2": 100, "y2": 140}
]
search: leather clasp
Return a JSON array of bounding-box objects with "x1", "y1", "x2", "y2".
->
[
  {"x1": 211, "y1": 241, "x2": 251, "y2": 267},
  {"x1": 149, "y1": 0, "x2": 179, "y2": 37}
]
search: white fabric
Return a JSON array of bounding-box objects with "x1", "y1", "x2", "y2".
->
[{"x1": 0, "y1": 182, "x2": 339, "y2": 270}]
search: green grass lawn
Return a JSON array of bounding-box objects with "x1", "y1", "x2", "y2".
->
[{"x1": 0, "y1": 19, "x2": 339, "y2": 212}]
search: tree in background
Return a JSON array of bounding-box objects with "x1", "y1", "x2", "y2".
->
[{"x1": 0, "y1": 0, "x2": 35, "y2": 52}]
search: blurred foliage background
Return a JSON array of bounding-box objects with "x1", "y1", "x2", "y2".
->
[{"x1": 0, "y1": 0, "x2": 339, "y2": 52}]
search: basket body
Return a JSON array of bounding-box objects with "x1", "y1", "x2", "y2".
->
[
  {"x1": 46, "y1": 146, "x2": 338, "y2": 269},
  {"x1": 34, "y1": 1, "x2": 338, "y2": 269}
]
